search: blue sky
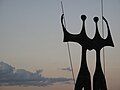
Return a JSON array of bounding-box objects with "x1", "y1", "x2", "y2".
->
[{"x1": 0, "y1": 0, "x2": 120, "y2": 90}]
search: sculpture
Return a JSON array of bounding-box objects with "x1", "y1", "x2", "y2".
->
[{"x1": 61, "y1": 14, "x2": 114, "y2": 90}]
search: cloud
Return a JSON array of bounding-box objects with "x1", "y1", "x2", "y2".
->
[
  {"x1": 0, "y1": 61, "x2": 72, "y2": 86},
  {"x1": 60, "y1": 67, "x2": 72, "y2": 72}
]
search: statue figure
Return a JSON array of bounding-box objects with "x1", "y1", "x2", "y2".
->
[{"x1": 61, "y1": 14, "x2": 114, "y2": 90}]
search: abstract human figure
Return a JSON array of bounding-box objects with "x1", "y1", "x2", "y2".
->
[
  {"x1": 61, "y1": 14, "x2": 114, "y2": 90},
  {"x1": 61, "y1": 14, "x2": 92, "y2": 90},
  {"x1": 92, "y1": 17, "x2": 114, "y2": 90}
]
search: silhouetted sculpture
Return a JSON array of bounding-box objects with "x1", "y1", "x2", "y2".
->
[
  {"x1": 61, "y1": 14, "x2": 114, "y2": 90},
  {"x1": 92, "y1": 17, "x2": 114, "y2": 90},
  {"x1": 61, "y1": 14, "x2": 92, "y2": 90}
]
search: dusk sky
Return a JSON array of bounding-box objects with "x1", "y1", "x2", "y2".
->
[{"x1": 0, "y1": 0, "x2": 120, "y2": 90}]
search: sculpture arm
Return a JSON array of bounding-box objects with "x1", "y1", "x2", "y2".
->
[
  {"x1": 61, "y1": 14, "x2": 80, "y2": 43},
  {"x1": 102, "y1": 17, "x2": 114, "y2": 47}
]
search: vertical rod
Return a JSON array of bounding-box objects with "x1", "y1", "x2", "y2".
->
[
  {"x1": 101, "y1": 0, "x2": 105, "y2": 74},
  {"x1": 67, "y1": 43, "x2": 76, "y2": 85},
  {"x1": 61, "y1": 1, "x2": 76, "y2": 85}
]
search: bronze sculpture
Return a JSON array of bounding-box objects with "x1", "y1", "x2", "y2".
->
[{"x1": 61, "y1": 14, "x2": 114, "y2": 90}]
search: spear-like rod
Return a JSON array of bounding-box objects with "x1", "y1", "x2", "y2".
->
[
  {"x1": 101, "y1": 0, "x2": 106, "y2": 74},
  {"x1": 61, "y1": 1, "x2": 76, "y2": 85}
]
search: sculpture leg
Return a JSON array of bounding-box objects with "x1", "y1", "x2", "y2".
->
[
  {"x1": 75, "y1": 72, "x2": 91, "y2": 90},
  {"x1": 93, "y1": 72, "x2": 107, "y2": 90},
  {"x1": 75, "y1": 47, "x2": 91, "y2": 90},
  {"x1": 93, "y1": 50, "x2": 107, "y2": 90}
]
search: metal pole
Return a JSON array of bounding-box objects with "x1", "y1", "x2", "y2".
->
[
  {"x1": 61, "y1": 1, "x2": 76, "y2": 85},
  {"x1": 101, "y1": 0, "x2": 106, "y2": 74}
]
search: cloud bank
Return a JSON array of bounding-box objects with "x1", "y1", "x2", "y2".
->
[{"x1": 0, "y1": 61, "x2": 72, "y2": 86}]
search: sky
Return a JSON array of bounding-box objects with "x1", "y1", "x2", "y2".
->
[{"x1": 0, "y1": 0, "x2": 120, "y2": 90}]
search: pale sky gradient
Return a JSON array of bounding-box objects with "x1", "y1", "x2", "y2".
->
[{"x1": 0, "y1": 0, "x2": 120, "y2": 90}]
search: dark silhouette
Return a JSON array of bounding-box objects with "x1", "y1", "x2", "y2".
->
[
  {"x1": 92, "y1": 17, "x2": 114, "y2": 90},
  {"x1": 61, "y1": 14, "x2": 92, "y2": 90},
  {"x1": 75, "y1": 47, "x2": 91, "y2": 90},
  {"x1": 61, "y1": 14, "x2": 114, "y2": 90}
]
